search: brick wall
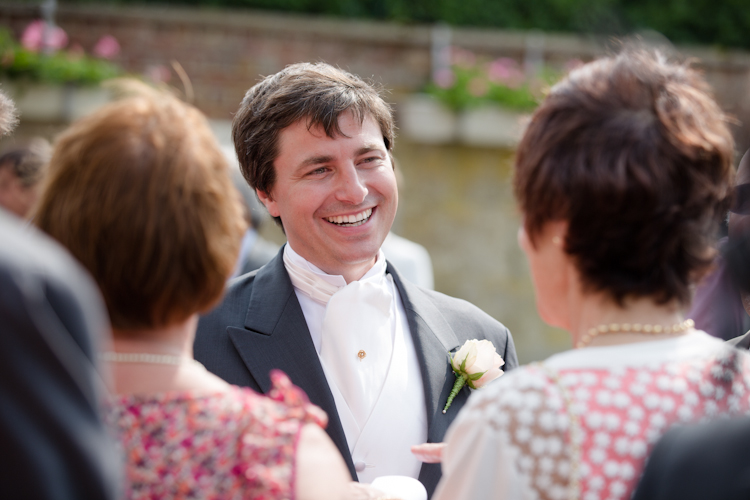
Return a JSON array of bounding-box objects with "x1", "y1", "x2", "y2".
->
[{"x1": 3, "y1": 3, "x2": 748, "y2": 144}]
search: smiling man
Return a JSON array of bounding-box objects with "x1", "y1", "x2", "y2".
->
[{"x1": 194, "y1": 63, "x2": 517, "y2": 497}]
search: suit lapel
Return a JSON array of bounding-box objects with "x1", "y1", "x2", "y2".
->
[
  {"x1": 388, "y1": 263, "x2": 469, "y2": 493},
  {"x1": 227, "y1": 250, "x2": 356, "y2": 478}
]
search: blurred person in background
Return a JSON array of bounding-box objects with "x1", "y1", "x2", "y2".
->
[
  {"x1": 0, "y1": 92, "x2": 121, "y2": 498},
  {"x1": 196, "y1": 62, "x2": 517, "y2": 498},
  {"x1": 230, "y1": 166, "x2": 281, "y2": 278},
  {"x1": 724, "y1": 149, "x2": 750, "y2": 347},
  {"x1": 381, "y1": 162, "x2": 435, "y2": 290},
  {"x1": 34, "y1": 84, "x2": 351, "y2": 500},
  {"x1": 686, "y1": 146, "x2": 750, "y2": 340},
  {"x1": 0, "y1": 137, "x2": 51, "y2": 219},
  {"x1": 417, "y1": 50, "x2": 750, "y2": 500},
  {"x1": 381, "y1": 231, "x2": 435, "y2": 290}
]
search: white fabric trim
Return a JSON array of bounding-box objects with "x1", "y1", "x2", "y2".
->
[{"x1": 285, "y1": 244, "x2": 387, "y2": 354}]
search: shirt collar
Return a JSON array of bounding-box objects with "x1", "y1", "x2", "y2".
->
[{"x1": 284, "y1": 244, "x2": 387, "y2": 304}]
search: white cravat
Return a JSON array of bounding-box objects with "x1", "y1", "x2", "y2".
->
[
  {"x1": 321, "y1": 277, "x2": 394, "y2": 429},
  {"x1": 284, "y1": 246, "x2": 394, "y2": 430}
]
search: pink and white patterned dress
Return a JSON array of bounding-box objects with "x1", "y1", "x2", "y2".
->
[
  {"x1": 434, "y1": 331, "x2": 750, "y2": 500},
  {"x1": 106, "y1": 370, "x2": 327, "y2": 500}
]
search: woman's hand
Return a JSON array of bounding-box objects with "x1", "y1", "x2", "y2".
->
[{"x1": 410, "y1": 442, "x2": 446, "y2": 463}]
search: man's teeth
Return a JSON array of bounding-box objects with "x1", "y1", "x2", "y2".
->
[{"x1": 326, "y1": 208, "x2": 373, "y2": 227}]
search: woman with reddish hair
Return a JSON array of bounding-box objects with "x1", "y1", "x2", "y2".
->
[{"x1": 35, "y1": 85, "x2": 350, "y2": 500}]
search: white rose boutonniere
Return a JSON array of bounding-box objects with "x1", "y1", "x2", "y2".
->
[{"x1": 443, "y1": 339, "x2": 505, "y2": 413}]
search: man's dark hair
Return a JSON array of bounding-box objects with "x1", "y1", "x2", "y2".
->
[
  {"x1": 232, "y1": 62, "x2": 395, "y2": 225},
  {"x1": 0, "y1": 138, "x2": 51, "y2": 187},
  {"x1": 514, "y1": 50, "x2": 734, "y2": 306}
]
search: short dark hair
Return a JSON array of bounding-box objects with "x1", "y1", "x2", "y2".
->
[
  {"x1": 35, "y1": 88, "x2": 246, "y2": 332},
  {"x1": 514, "y1": 50, "x2": 734, "y2": 306},
  {"x1": 232, "y1": 62, "x2": 395, "y2": 224}
]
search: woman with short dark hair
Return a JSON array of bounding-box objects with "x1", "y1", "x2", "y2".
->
[
  {"x1": 427, "y1": 51, "x2": 750, "y2": 500},
  {"x1": 34, "y1": 86, "x2": 351, "y2": 500}
]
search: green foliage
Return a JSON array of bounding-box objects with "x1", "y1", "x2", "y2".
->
[
  {"x1": 0, "y1": 29, "x2": 122, "y2": 85},
  {"x1": 69, "y1": 0, "x2": 750, "y2": 50},
  {"x1": 424, "y1": 53, "x2": 558, "y2": 112}
]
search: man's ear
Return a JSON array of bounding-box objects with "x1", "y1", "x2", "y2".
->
[{"x1": 256, "y1": 188, "x2": 280, "y2": 218}]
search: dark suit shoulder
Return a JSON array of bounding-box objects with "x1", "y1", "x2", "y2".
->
[
  {"x1": 418, "y1": 288, "x2": 506, "y2": 329},
  {"x1": 633, "y1": 417, "x2": 750, "y2": 500},
  {"x1": 195, "y1": 270, "x2": 262, "y2": 387},
  {"x1": 201, "y1": 270, "x2": 259, "y2": 327},
  {"x1": 400, "y1": 284, "x2": 518, "y2": 370}
]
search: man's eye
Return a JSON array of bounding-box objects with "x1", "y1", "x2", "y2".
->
[
  {"x1": 361, "y1": 156, "x2": 381, "y2": 164},
  {"x1": 309, "y1": 167, "x2": 328, "y2": 175}
]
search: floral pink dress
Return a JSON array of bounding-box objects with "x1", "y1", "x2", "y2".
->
[{"x1": 106, "y1": 370, "x2": 327, "y2": 500}]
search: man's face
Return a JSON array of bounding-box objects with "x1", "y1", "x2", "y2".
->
[
  {"x1": 0, "y1": 167, "x2": 38, "y2": 219},
  {"x1": 257, "y1": 111, "x2": 397, "y2": 281}
]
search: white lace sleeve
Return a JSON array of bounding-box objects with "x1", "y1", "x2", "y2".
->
[
  {"x1": 433, "y1": 400, "x2": 524, "y2": 500},
  {"x1": 433, "y1": 367, "x2": 571, "y2": 500}
]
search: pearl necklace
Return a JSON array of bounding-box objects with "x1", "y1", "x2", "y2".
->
[
  {"x1": 576, "y1": 319, "x2": 694, "y2": 349},
  {"x1": 99, "y1": 351, "x2": 205, "y2": 368}
]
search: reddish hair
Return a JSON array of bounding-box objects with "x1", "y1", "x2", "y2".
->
[{"x1": 35, "y1": 89, "x2": 246, "y2": 331}]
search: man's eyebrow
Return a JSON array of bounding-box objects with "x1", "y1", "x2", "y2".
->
[
  {"x1": 296, "y1": 145, "x2": 385, "y2": 171},
  {"x1": 297, "y1": 155, "x2": 335, "y2": 170},
  {"x1": 355, "y1": 144, "x2": 386, "y2": 156}
]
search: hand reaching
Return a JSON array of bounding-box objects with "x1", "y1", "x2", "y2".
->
[{"x1": 410, "y1": 442, "x2": 446, "y2": 463}]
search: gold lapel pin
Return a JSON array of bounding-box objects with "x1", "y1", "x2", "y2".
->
[{"x1": 357, "y1": 350, "x2": 366, "y2": 361}]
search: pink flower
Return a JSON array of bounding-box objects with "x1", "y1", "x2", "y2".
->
[
  {"x1": 434, "y1": 68, "x2": 455, "y2": 89},
  {"x1": 451, "y1": 339, "x2": 505, "y2": 389},
  {"x1": 21, "y1": 20, "x2": 68, "y2": 53},
  {"x1": 488, "y1": 57, "x2": 524, "y2": 88},
  {"x1": 93, "y1": 35, "x2": 120, "y2": 60},
  {"x1": 443, "y1": 339, "x2": 505, "y2": 413}
]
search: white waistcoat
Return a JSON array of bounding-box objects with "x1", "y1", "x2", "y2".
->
[
  {"x1": 284, "y1": 245, "x2": 427, "y2": 483},
  {"x1": 319, "y1": 277, "x2": 427, "y2": 482}
]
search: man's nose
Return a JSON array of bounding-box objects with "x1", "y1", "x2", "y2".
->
[{"x1": 335, "y1": 164, "x2": 368, "y2": 204}]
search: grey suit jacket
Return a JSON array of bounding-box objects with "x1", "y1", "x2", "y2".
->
[{"x1": 195, "y1": 248, "x2": 517, "y2": 497}]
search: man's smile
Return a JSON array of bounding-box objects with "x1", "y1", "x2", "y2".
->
[{"x1": 325, "y1": 207, "x2": 373, "y2": 227}]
